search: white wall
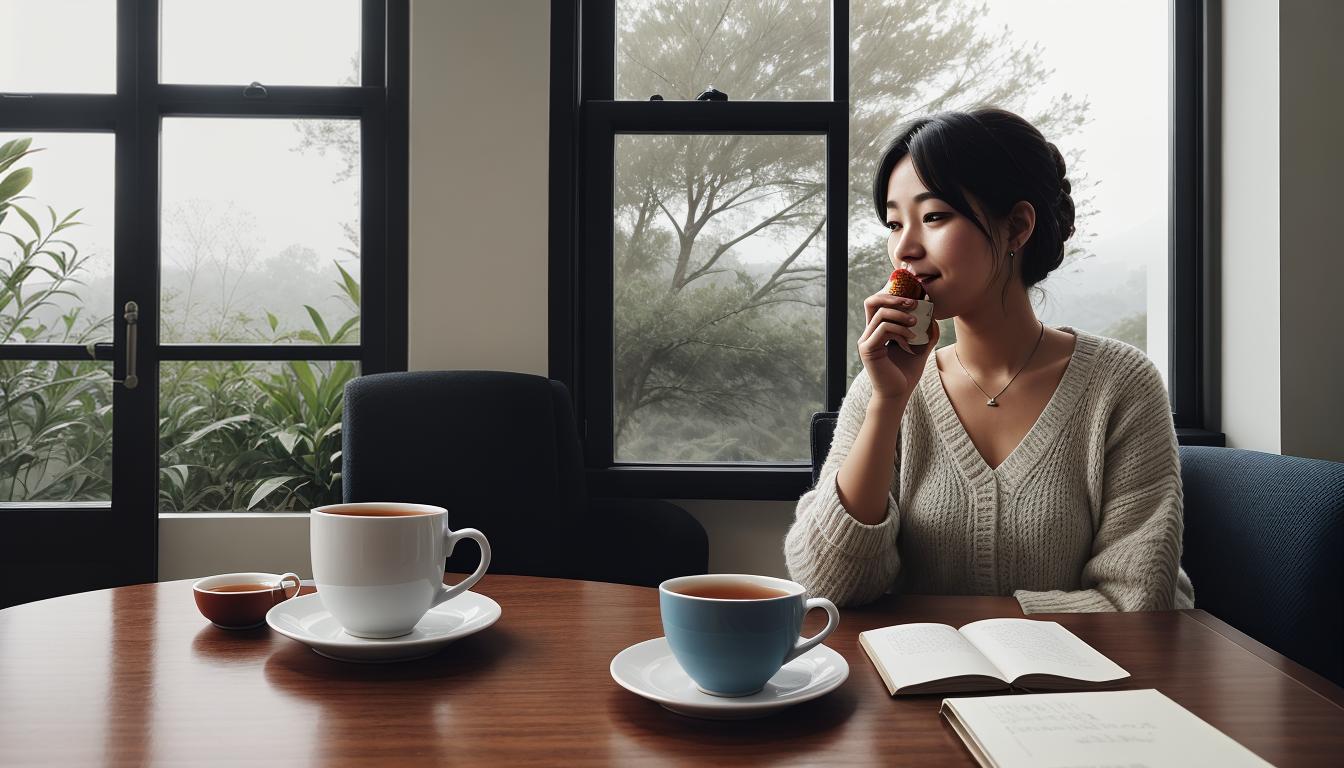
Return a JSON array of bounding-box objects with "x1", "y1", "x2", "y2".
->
[
  {"x1": 1218, "y1": 0, "x2": 1343, "y2": 462},
  {"x1": 406, "y1": 0, "x2": 549, "y2": 375},
  {"x1": 162, "y1": 0, "x2": 1341, "y2": 581},
  {"x1": 1278, "y1": 0, "x2": 1344, "y2": 462},
  {"x1": 1220, "y1": 0, "x2": 1281, "y2": 454}
]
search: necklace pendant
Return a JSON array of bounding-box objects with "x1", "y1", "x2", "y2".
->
[{"x1": 986, "y1": 398, "x2": 998, "y2": 407}]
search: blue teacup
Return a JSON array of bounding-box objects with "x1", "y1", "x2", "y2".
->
[{"x1": 659, "y1": 574, "x2": 840, "y2": 697}]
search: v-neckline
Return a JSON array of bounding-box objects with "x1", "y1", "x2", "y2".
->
[{"x1": 919, "y1": 326, "x2": 1097, "y2": 485}]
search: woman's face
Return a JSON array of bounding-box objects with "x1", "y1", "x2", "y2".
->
[{"x1": 883, "y1": 155, "x2": 1011, "y2": 320}]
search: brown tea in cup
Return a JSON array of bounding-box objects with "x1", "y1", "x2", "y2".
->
[
  {"x1": 669, "y1": 583, "x2": 791, "y2": 600},
  {"x1": 206, "y1": 583, "x2": 275, "y2": 593},
  {"x1": 323, "y1": 507, "x2": 433, "y2": 517}
]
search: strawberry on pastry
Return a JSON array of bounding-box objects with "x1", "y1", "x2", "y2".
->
[{"x1": 887, "y1": 268, "x2": 924, "y2": 300}]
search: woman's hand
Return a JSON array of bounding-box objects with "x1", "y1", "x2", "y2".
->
[{"x1": 858, "y1": 291, "x2": 941, "y2": 402}]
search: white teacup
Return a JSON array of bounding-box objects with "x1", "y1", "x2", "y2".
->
[
  {"x1": 907, "y1": 299, "x2": 935, "y2": 345},
  {"x1": 311, "y1": 502, "x2": 490, "y2": 638}
]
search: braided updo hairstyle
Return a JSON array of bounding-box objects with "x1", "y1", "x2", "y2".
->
[{"x1": 871, "y1": 106, "x2": 1076, "y2": 289}]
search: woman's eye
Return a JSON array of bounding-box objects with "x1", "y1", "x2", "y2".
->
[{"x1": 887, "y1": 213, "x2": 948, "y2": 231}]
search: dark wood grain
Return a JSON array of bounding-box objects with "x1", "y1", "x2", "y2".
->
[{"x1": 2, "y1": 575, "x2": 1342, "y2": 766}]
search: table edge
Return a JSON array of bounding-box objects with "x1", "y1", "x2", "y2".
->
[{"x1": 1181, "y1": 609, "x2": 1344, "y2": 710}]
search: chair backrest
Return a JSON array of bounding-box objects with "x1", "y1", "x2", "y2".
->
[
  {"x1": 1179, "y1": 446, "x2": 1344, "y2": 685},
  {"x1": 342, "y1": 371, "x2": 589, "y2": 579},
  {"x1": 810, "y1": 411, "x2": 839, "y2": 487},
  {"x1": 807, "y1": 412, "x2": 1344, "y2": 684}
]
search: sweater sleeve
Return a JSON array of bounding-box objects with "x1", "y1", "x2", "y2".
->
[
  {"x1": 784, "y1": 371, "x2": 901, "y2": 607},
  {"x1": 1014, "y1": 353, "x2": 1194, "y2": 613}
]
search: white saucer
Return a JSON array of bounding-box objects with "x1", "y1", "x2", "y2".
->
[
  {"x1": 610, "y1": 637, "x2": 849, "y2": 720},
  {"x1": 266, "y1": 591, "x2": 501, "y2": 663}
]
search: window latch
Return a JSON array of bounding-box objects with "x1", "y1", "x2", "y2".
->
[
  {"x1": 695, "y1": 87, "x2": 728, "y2": 101},
  {"x1": 243, "y1": 81, "x2": 268, "y2": 99},
  {"x1": 86, "y1": 301, "x2": 139, "y2": 389}
]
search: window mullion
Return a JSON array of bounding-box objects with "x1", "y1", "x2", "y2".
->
[{"x1": 827, "y1": 0, "x2": 850, "y2": 412}]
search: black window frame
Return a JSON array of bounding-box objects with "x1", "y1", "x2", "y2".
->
[
  {"x1": 0, "y1": 0, "x2": 407, "y2": 601},
  {"x1": 551, "y1": 0, "x2": 1221, "y2": 502}
]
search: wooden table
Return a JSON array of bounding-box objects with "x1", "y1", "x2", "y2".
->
[{"x1": 3, "y1": 574, "x2": 1343, "y2": 766}]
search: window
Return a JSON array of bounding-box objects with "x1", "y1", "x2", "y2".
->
[
  {"x1": 558, "y1": 0, "x2": 1212, "y2": 500},
  {"x1": 0, "y1": 0, "x2": 407, "y2": 599}
]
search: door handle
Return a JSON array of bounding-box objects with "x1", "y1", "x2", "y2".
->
[
  {"x1": 84, "y1": 302, "x2": 140, "y2": 388},
  {"x1": 119, "y1": 301, "x2": 139, "y2": 389}
]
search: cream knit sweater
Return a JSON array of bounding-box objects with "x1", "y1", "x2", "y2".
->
[{"x1": 785, "y1": 327, "x2": 1195, "y2": 613}]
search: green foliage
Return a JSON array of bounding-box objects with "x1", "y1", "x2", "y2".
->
[
  {"x1": 1, "y1": 137, "x2": 359, "y2": 510},
  {"x1": 157, "y1": 269, "x2": 360, "y2": 512},
  {"x1": 0, "y1": 138, "x2": 112, "y2": 501},
  {"x1": 1102, "y1": 312, "x2": 1147, "y2": 352}
]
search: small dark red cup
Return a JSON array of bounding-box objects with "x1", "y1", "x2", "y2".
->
[{"x1": 192, "y1": 572, "x2": 302, "y2": 630}]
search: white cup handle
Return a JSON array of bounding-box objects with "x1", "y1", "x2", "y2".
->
[
  {"x1": 273, "y1": 572, "x2": 302, "y2": 602},
  {"x1": 783, "y1": 597, "x2": 839, "y2": 665},
  {"x1": 431, "y1": 528, "x2": 491, "y2": 608}
]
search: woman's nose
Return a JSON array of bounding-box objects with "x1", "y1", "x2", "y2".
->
[{"x1": 887, "y1": 229, "x2": 925, "y2": 265}]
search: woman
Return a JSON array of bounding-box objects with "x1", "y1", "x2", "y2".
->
[{"x1": 785, "y1": 107, "x2": 1194, "y2": 613}]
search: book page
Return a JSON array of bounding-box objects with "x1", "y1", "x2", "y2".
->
[
  {"x1": 959, "y1": 618, "x2": 1128, "y2": 685},
  {"x1": 941, "y1": 690, "x2": 1272, "y2": 768},
  {"x1": 859, "y1": 623, "x2": 1006, "y2": 692}
]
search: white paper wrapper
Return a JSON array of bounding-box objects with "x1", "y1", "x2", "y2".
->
[{"x1": 908, "y1": 299, "x2": 935, "y2": 345}]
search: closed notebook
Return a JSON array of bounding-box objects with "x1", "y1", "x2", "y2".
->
[
  {"x1": 858, "y1": 618, "x2": 1129, "y2": 695},
  {"x1": 940, "y1": 689, "x2": 1272, "y2": 768}
]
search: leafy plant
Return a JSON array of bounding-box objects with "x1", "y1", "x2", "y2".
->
[
  {"x1": 157, "y1": 265, "x2": 360, "y2": 512},
  {"x1": 2, "y1": 136, "x2": 361, "y2": 511},
  {"x1": 0, "y1": 138, "x2": 113, "y2": 501}
]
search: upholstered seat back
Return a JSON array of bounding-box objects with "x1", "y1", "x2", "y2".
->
[
  {"x1": 343, "y1": 371, "x2": 589, "y2": 579},
  {"x1": 1180, "y1": 446, "x2": 1344, "y2": 685}
]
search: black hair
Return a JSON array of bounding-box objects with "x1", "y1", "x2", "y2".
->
[{"x1": 870, "y1": 106, "x2": 1076, "y2": 290}]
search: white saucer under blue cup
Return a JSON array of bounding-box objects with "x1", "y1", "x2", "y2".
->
[
  {"x1": 610, "y1": 637, "x2": 849, "y2": 720},
  {"x1": 658, "y1": 574, "x2": 840, "y2": 697}
]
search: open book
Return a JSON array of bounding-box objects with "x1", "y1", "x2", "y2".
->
[
  {"x1": 941, "y1": 689, "x2": 1271, "y2": 768},
  {"x1": 858, "y1": 618, "x2": 1129, "y2": 695}
]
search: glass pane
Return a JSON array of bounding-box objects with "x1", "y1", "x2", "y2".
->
[
  {"x1": 0, "y1": 1, "x2": 116, "y2": 93},
  {"x1": 0, "y1": 360, "x2": 112, "y2": 502},
  {"x1": 613, "y1": 135, "x2": 826, "y2": 463},
  {"x1": 160, "y1": 118, "x2": 361, "y2": 344},
  {"x1": 0, "y1": 133, "x2": 114, "y2": 344},
  {"x1": 616, "y1": 0, "x2": 829, "y2": 101},
  {"x1": 848, "y1": 0, "x2": 1170, "y2": 384},
  {"x1": 159, "y1": 360, "x2": 358, "y2": 512},
  {"x1": 160, "y1": 0, "x2": 361, "y2": 86}
]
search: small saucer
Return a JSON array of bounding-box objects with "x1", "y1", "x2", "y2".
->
[
  {"x1": 610, "y1": 637, "x2": 848, "y2": 720},
  {"x1": 266, "y1": 591, "x2": 501, "y2": 663}
]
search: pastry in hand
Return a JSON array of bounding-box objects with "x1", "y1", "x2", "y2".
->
[
  {"x1": 885, "y1": 268, "x2": 934, "y2": 347},
  {"x1": 887, "y1": 268, "x2": 924, "y2": 300}
]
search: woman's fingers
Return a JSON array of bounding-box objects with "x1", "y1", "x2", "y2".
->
[
  {"x1": 858, "y1": 306, "x2": 920, "y2": 344},
  {"x1": 863, "y1": 292, "x2": 920, "y2": 325},
  {"x1": 860, "y1": 319, "x2": 916, "y2": 358}
]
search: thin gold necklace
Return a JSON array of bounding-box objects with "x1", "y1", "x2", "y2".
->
[{"x1": 953, "y1": 322, "x2": 1045, "y2": 407}]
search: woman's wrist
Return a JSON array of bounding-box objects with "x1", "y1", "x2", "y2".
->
[{"x1": 867, "y1": 391, "x2": 910, "y2": 420}]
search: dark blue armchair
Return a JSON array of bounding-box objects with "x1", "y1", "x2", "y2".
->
[
  {"x1": 342, "y1": 371, "x2": 708, "y2": 588},
  {"x1": 809, "y1": 412, "x2": 1344, "y2": 685}
]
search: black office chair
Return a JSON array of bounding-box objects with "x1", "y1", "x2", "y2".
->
[
  {"x1": 808, "y1": 411, "x2": 1344, "y2": 685},
  {"x1": 342, "y1": 371, "x2": 708, "y2": 587}
]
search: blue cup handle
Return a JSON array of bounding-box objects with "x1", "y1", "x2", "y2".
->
[{"x1": 783, "y1": 597, "x2": 839, "y2": 665}]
